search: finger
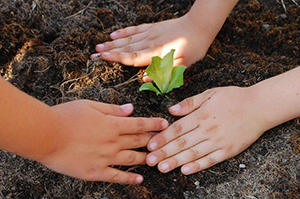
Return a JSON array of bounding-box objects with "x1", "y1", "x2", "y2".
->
[
  {"x1": 99, "y1": 50, "x2": 158, "y2": 67},
  {"x1": 146, "y1": 126, "x2": 208, "y2": 166},
  {"x1": 101, "y1": 167, "x2": 144, "y2": 184},
  {"x1": 147, "y1": 111, "x2": 201, "y2": 151},
  {"x1": 169, "y1": 89, "x2": 216, "y2": 116},
  {"x1": 119, "y1": 133, "x2": 152, "y2": 149},
  {"x1": 112, "y1": 150, "x2": 147, "y2": 166},
  {"x1": 156, "y1": 140, "x2": 217, "y2": 173},
  {"x1": 110, "y1": 23, "x2": 152, "y2": 40},
  {"x1": 109, "y1": 40, "x2": 148, "y2": 53},
  {"x1": 115, "y1": 117, "x2": 169, "y2": 135},
  {"x1": 96, "y1": 31, "x2": 148, "y2": 52},
  {"x1": 142, "y1": 75, "x2": 152, "y2": 83},
  {"x1": 174, "y1": 57, "x2": 185, "y2": 66},
  {"x1": 181, "y1": 150, "x2": 225, "y2": 175},
  {"x1": 89, "y1": 101, "x2": 134, "y2": 116}
]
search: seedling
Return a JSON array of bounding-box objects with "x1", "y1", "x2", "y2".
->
[{"x1": 139, "y1": 49, "x2": 186, "y2": 96}]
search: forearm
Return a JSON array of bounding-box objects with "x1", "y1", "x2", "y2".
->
[
  {"x1": 249, "y1": 66, "x2": 300, "y2": 130},
  {"x1": 0, "y1": 77, "x2": 60, "y2": 161},
  {"x1": 185, "y1": 0, "x2": 239, "y2": 41}
]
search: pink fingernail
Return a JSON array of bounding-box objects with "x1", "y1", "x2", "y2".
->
[
  {"x1": 170, "y1": 104, "x2": 181, "y2": 112},
  {"x1": 161, "y1": 120, "x2": 169, "y2": 129},
  {"x1": 120, "y1": 104, "x2": 133, "y2": 113},
  {"x1": 182, "y1": 166, "x2": 192, "y2": 175},
  {"x1": 148, "y1": 142, "x2": 157, "y2": 150},
  {"x1": 160, "y1": 162, "x2": 169, "y2": 172},
  {"x1": 147, "y1": 154, "x2": 157, "y2": 164},
  {"x1": 91, "y1": 53, "x2": 101, "y2": 59},
  {"x1": 96, "y1": 44, "x2": 105, "y2": 50},
  {"x1": 110, "y1": 32, "x2": 118, "y2": 38},
  {"x1": 136, "y1": 176, "x2": 143, "y2": 184}
]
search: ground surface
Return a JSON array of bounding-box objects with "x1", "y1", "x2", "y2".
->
[{"x1": 0, "y1": 0, "x2": 299, "y2": 198}]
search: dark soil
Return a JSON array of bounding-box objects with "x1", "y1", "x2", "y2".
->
[{"x1": 0, "y1": 0, "x2": 299, "y2": 198}]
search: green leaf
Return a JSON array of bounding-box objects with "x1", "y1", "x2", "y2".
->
[
  {"x1": 166, "y1": 65, "x2": 186, "y2": 93},
  {"x1": 139, "y1": 82, "x2": 161, "y2": 95},
  {"x1": 140, "y1": 49, "x2": 186, "y2": 95}
]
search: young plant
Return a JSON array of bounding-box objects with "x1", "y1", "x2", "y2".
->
[{"x1": 139, "y1": 49, "x2": 186, "y2": 96}]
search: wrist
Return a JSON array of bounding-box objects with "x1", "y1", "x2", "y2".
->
[
  {"x1": 184, "y1": 0, "x2": 238, "y2": 41},
  {"x1": 247, "y1": 67, "x2": 300, "y2": 131}
]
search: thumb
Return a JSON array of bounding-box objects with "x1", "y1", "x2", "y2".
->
[{"x1": 90, "y1": 102, "x2": 134, "y2": 117}]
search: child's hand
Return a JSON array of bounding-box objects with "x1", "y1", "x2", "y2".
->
[
  {"x1": 39, "y1": 100, "x2": 168, "y2": 184},
  {"x1": 145, "y1": 87, "x2": 266, "y2": 175}
]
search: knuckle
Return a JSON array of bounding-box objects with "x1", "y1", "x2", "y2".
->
[
  {"x1": 188, "y1": 148, "x2": 201, "y2": 160},
  {"x1": 207, "y1": 155, "x2": 217, "y2": 167},
  {"x1": 158, "y1": 149, "x2": 167, "y2": 159},
  {"x1": 106, "y1": 41, "x2": 115, "y2": 49},
  {"x1": 110, "y1": 172, "x2": 122, "y2": 183},
  {"x1": 171, "y1": 122, "x2": 183, "y2": 137},
  {"x1": 126, "y1": 152, "x2": 137, "y2": 165},
  {"x1": 132, "y1": 52, "x2": 140, "y2": 62},
  {"x1": 169, "y1": 158, "x2": 178, "y2": 168},
  {"x1": 124, "y1": 45, "x2": 133, "y2": 52},
  {"x1": 181, "y1": 97, "x2": 194, "y2": 109},
  {"x1": 175, "y1": 137, "x2": 187, "y2": 149},
  {"x1": 127, "y1": 36, "x2": 133, "y2": 43},
  {"x1": 136, "y1": 118, "x2": 146, "y2": 132}
]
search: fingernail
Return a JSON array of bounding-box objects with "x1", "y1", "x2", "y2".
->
[
  {"x1": 148, "y1": 142, "x2": 157, "y2": 150},
  {"x1": 110, "y1": 32, "x2": 118, "y2": 38},
  {"x1": 102, "y1": 52, "x2": 111, "y2": 57},
  {"x1": 161, "y1": 120, "x2": 168, "y2": 129},
  {"x1": 170, "y1": 104, "x2": 181, "y2": 113},
  {"x1": 182, "y1": 166, "x2": 192, "y2": 175},
  {"x1": 91, "y1": 53, "x2": 101, "y2": 59},
  {"x1": 147, "y1": 154, "x2": 157, "y2": 165},
  {"x1": 120, "y1": 103, "x2": 133, "y2": 113},
  {"x1": 160, "y1": 162, "x2": 169, "y2": 172},
  {"x1": 96, "y1": 44, "x2": 105, "y2": 50},
  {"x1": 136, "y1": 176, "x2": 143, "y2": 184}
]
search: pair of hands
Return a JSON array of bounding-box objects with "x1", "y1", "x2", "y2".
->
[{"x1": 40, "y1": 86, "x2": 265, "y2": 185}]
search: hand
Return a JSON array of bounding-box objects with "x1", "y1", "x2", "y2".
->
[
  {"x1": 39, "y1": 100, "x2": 168, "y2": 184},
  {"x1": 145, "y1": 87, "x2": 266, "y2": 175}
]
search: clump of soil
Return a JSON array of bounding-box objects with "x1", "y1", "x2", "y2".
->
[{"x1": 0, "y1": 0, "x2": 299, "y2": 198}]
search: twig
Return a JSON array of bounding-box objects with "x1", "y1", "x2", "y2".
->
[
  {"x1": 113, "y1": 73, "x2": 148, "y2": 89},
  {"x1": 34, "y1": 66, "x2": 51, "y2": 73},
  {"x1": 291, "y1": 0, "x2": 299, "y2": 6},
  {"x1": 65, "y1": 1, "x2": 93, "y2": 19},
  {"x1": 280, "y1": 0, "x2": 287, "y2": 13}
]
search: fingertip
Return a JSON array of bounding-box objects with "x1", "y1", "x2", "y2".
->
[
  {"x1": 161, "y1": 119, "x2": 169, "y2": 129},
  {"x1": 135, "y1": 175, "x2": 144, "y2": 184},
  {"x1": 169, "y1": 104, "x2": 182, "y2": 115},
  {"x1": 95, "y1": 44, "x2": 105, "y2": 52},
  {"x1": 110, "y1": 31, "x2": 120, "y2": 39},
  {"x1": 146, "y1": 153, "x2": 158, "y2": 166},
  {"x1": 90, "y1": 53, "x2": 101, "y2": 60},
  {"x1": 142, "y1": 75, "x2": 152, "y2": 83},
  {"x1": 120, "y1": 103, "x2": 134, "y2": 114},
  {"x1": 147, "y1": 141, "x2": 158, "y2": 151}
]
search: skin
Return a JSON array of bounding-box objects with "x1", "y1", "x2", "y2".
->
[
  {"x1": 145, "y1": 66, "x2": 300, "y2": 175},
  {"x1": 91, "y1": 0, "x2": 239, "y2": 70},
  {"x1": 0, "y1": 77, "x2": 169, "y2": 184}
]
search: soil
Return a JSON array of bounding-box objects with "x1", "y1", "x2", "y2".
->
[{"x1": 0, "y1": 0, "x2": 299, "y2": 198}]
